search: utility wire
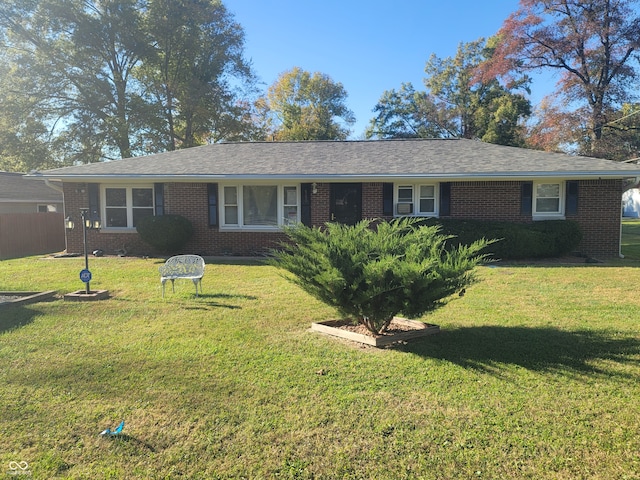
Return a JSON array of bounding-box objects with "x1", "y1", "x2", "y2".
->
[{"x1": 604, "y1": 108, "x2": 640, "y2": 126}]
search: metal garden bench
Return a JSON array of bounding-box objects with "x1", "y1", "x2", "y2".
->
[{"x1": 159, "y1": 255, "x2": 205, "y2": 297}]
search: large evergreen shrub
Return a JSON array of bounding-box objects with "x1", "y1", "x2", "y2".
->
[
  {"x1": 270, "y1": 218, "x2": 493, "y2": 335},
  {"x1": 136, "y1": 214, "x2": 194, "y2": 254}
]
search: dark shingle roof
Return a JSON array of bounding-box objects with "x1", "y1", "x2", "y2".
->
[
  {"x1": 37, "y1": 139, "x2": 640, "y2": 181},
  {"x1": 0, "y1": 172, "x2": 63, "y2": 202}
]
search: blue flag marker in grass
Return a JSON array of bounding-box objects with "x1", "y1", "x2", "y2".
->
[{"x1": 100, "y1": 420, "x2": 124, "y2": 436}]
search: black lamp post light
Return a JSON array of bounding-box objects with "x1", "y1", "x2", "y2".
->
[{"x1": 63, "y1": 209, "x2": 110, "y2": 301}]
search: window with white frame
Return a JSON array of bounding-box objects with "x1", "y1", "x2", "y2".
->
[
  {"x1": 103, "y1": 186, "x2": 154, "y2": 228},
  {"x1": 396, "y1": 185, "x2": 414, "y2": 214},
  {"x1": 533, "y1": 182, "x2": 563, "y2": 217},
  {"x1": 395, "y1": 184, "x2": 437, "y2": 216},
  {"x1": 283, "y1": 186, "x2": 298, "y2": 225},
  {"x1": 221, "y1": 184, "x2": 299, "y2": 228},
  {"x1": 418, "y1": 185, "x2": 436, "y2": 214},
  {"x1": 38, "y1": 204, "x2": 57, "y2": 212},
  {"x1": 223, "y1": 186, "x2": 239, "y2": 225},
  {"x1": 243, "y1": 185, "x2": 277, "y2": 226}
]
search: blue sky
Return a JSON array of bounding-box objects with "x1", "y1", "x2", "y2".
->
[{"x1": 228, "y1": 0, "x2": 541, "y2": 138}]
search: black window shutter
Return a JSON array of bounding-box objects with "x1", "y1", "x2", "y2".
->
[
  {"x1": 440, "y1": 182, "x2": 451, "y2": 216},
  {"x1": 566, "y1": 180, "x2": 579, "y2": 215},
  {"x1": 88, "y1": 183, "x2": 100, "y2": 222},
  {"x1": 154, "y1": 183, "x2": 164, "y2": 216},
  {"x1": 521, "y1": 182, "x2": 533, "y2": 215},
  {"x1": 382, "y1": 183, "x2": 394, "y2": 216},
  {"x1": 301, "y1": 183, "x2": 312, "y2": 226},
  {"x1": 207, "y1": 183, "x2": 218, "y2": 226}
]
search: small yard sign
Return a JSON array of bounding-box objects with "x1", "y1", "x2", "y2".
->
[{"x1": 79, "y1": 269, "x2": 92, "y2": 283}]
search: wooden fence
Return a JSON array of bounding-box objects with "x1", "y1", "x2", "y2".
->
[{"x1": 0, "y1": 212, "x2": 66, "y2": 260}]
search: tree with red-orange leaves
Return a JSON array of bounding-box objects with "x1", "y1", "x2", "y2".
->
[
  {"x1": 478, "y1": 0, "x2": 640, "y2": 159},
  {"x1": 525, "y1": 96, "x2": 582, "y2": 154}
]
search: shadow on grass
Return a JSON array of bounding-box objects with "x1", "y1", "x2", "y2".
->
[
  {"x1": 99, "y1": 434, "x2": 156, "y2": 452},
  {"x1": 487, "y1": 259, "x2": 640, "y2": 268},
  {"x1": 0, "y1": 306, "x2": 38, "y2": 334},
  {"x1": 150, "y1": 257, "x2": 269, "y2": 266},
  {"x1": 183, "y1": 292, "x2": 258, "y2": 310},
  {"x1": 401, "y1": 326, "x2": 640, "y2": 377}
]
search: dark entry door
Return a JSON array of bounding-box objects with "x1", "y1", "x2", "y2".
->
[{"x1": 330, "y1": 183, "x2": 362, "y2": 225}]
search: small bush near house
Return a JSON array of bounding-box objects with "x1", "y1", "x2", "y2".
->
[
  {"x1": 425, "y1": 219, "x2": 583, "y2": 259},
  {"x1": 270, "y1": 217, "x2": 493, "y2": 335},
  {"x1": 136, "y1": 214, "x2": 194, "y2": 254}
]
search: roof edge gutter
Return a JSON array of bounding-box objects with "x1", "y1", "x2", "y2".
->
[
  {"x1": 34, "y1": 171, "x2": 640, "y2": 183},
  {"x1": 43, "y1": 178, "x2": 64, "y2": 193}
]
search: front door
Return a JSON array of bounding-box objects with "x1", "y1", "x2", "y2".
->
[{"x1": 330, "y1": 183, "x2": 362, "y2": 225}]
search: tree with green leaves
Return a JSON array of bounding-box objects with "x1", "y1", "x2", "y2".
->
[
  {"x1": 141, "y1": 0, "x2": 256, "y2": 149},
  {"x1": 0, "y1": 53, "x2": 56, "y2": 172},
  {"x1": 265, "y1": 67, "x2": 355, "y2": 141},
  {"x1": 367, "y1": 39, "x2": 531, "y2": 146},
  {"x1": 0, "y1": 0, "x2": 150, "y2": 163},
  {"x1": 0, "y1": 0, "x2": 258, "y2": 169},
  {"x1": 365, "y1": 83, "x2": 457, "y2": 139},
  {"x1": 478, "y1": 0, "x2": 640, "y2": 158},
  {"x1": 270, "y1": 218, "x2": 492, "y2": 335},
  {"x1": 596, "y1": 105, "x2": 640, "y2": 161},
  {"x1": 424, "y1": 39, "x2": 531, "y2": 145}
]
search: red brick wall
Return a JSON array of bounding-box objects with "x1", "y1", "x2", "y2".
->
[
  {"x1": 449, "y1": 181, "x2": 530, "y2": 222},
  {"x1": 362, "y1": 182, "x2": 391, "y2": 219},
  {"x1": 309, "y1": 182, "x2": 390, "y2": 224},
  {"x1": 570, "y1": 179, "x2": 622, "y2": 258},
  {"x1": 63, "y1": 183, "x2": 151, "y2": 255},
  {"x1": 310, "y1": 183, "x2": 330, "y2": 226},
  {"x1": 157, "y1": 182, "x2": 287, "y2": 256},
  {"x1": 63, "y1": 179, "x2": 624, "y2": 258},
  {"x1": 64, "y1": 182, "x2": 287, "y2": 257},
  {"x1": 444, "y1": 179, "x2": 623, "y2": 258}
]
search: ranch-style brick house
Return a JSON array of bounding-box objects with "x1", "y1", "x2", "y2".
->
[{"x1": 35, "y1": 138, "x2": 640, "y2": 258}]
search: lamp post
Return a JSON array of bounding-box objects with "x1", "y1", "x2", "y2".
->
[
  {"x1": 63, "y1": 210, "x2": 108, "y2": 301},
  {"x1": 81, "y1": 209, "x2": 91, "y2": 293},
  {"x1": 77, "y1": 209, "x2": 101, "y2": 294}
]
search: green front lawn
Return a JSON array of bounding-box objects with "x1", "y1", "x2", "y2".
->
[
  {"x1": 1, "y1": 254, "x2": 640, "y2": 479},
  {"x1": 622, "y1": 218, "x2": 640, "y2": 260}
]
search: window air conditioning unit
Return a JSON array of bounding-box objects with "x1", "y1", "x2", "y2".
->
[{"x1": 396, "y1": 203, "x2": 413, "y2": 215}]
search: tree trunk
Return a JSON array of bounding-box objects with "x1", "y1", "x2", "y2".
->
[
  {"x1": 113, "y1": 70, "x2": 132, "y2": 159},
  {"x1": 359, "y1": 315, "x2": 394, "y2": 335},
  {"x1": 589, "y1": 99, "x2": 606, "y2": 157}
]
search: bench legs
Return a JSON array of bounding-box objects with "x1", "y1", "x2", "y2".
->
[
  {"x1": 161, "y1": 278, "x2": 202, "y2": 297},
  {"x1": 160, "y1": 279, "x2": 176, "y2": 298},
  {"x1": 191, "y1": 278, "x2": 202, "y2": 297}
]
